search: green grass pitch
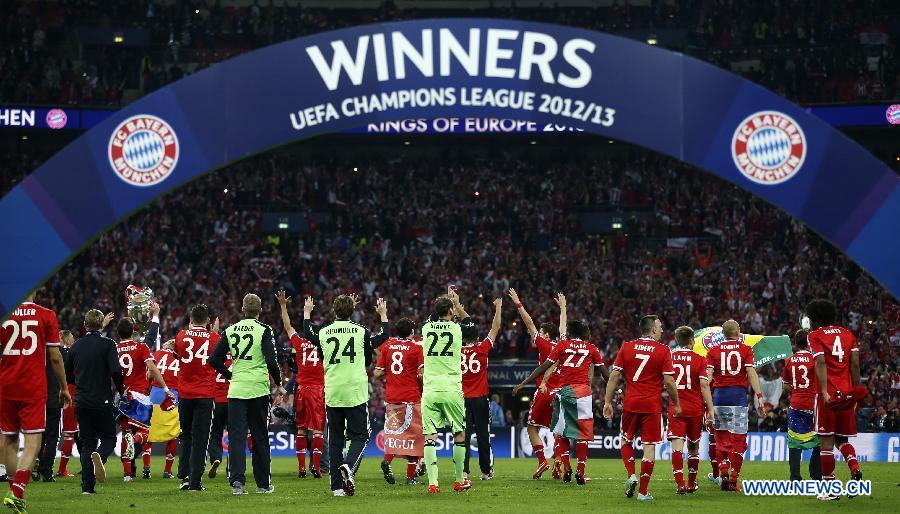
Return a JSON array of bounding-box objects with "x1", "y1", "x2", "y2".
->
[{"x1": 23, "y1": 457, "x2": 900, "y2": 513}]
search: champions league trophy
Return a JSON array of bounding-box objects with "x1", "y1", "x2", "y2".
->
[{"x1": 125, "y1": 284, "x2": 155, "y2": 334}]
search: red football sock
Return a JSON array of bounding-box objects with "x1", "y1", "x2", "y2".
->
[
  {"x1": 709, "y1": 440, "x2": 718, "y2": 478},
  {"x1": 384, "y1": 453, "x2": 395, "y2": 464},
  {"x1": 687, "y1": 455, "x2": 700, "y2": 488},
  {"x1": 838, "y1": 443, "x2": 860, "y2": 474},
  {"x1": 820, "y1": 449, "x2": 836, "y2": 480},
  {"x1": 10, "y1": 469, "x2": 29, "y2": 499},
  {"x1": 575, "y1": 441, "x2": 587, "y2": 475},
  {"x1": 296, "y1": 435, "x2": 308, "y2": 470},
  {"x1": 718, "y1": 458, "x2": 730, "y2": 479},
  {"x1": 164, "y1": 439, "x2": 177, "y2": 473},
  {"x1": 311, "y1": 433, "x2": 324, "y2": 471},
  {"x1": 621, "y1": 442, "x2": 636, "y2": 477},
  {"x1": 729, "y1": 451, "x2": 744, "y2": 482},
  {"x1": 639, "y1": 459, "x2": 654, "y2": 496},
  {"x1": 672, "y1": 450, "x2": 685, "y2": 488},
  {"x1": 557, "y1": 437, "x2": 571, "y2": 469},
  {"x1": 534, "y1": 444, "x2": 546, "y2": 465},
  {"x1": 58, "y1": 436, "x2": 75, "y2": 473},
  {"x1": 142, "y1": 447, "x2": 151, "y2": 468},
  {"x1": 407, "y1": 457, "x2": 418, "y2": 479}
]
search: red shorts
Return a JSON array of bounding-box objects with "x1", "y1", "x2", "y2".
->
[
  {"x1": 814, "y1": 393, "x2": 857, "y2": 437},
  {"x1": 667, "y1": 415, "x2": 703, "y2": 443},
  {"x1": 62, "y1": 385, "x2": 78, "y2": 433},
  {"x1": 295, "y1": 384, "x2": 325, "y2": 432},
  {"x1": 714, "y1": 429, "x2": 748, "y2": 453},
  {"x1": 528, "y1": 389, "x2": 554, "y2": 428},
  {"x1": 0, "y1": 396, "x2": 46, "y2": 435},
  {"x1": 621, "y1": 411, "x2": 664, "y2": 445}
]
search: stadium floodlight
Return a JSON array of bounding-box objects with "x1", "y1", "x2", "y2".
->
[
  {"x1": 113, "y1": 33, "x2": 124, "y2": 44},
  {"x1": 612, "y1": 222, "x2": 623, "y2": 230},
  {"x1": 647, "y1": 36, "x2": 658, "y2": 45}
]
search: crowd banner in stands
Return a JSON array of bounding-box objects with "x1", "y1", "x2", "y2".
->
[{"x1": 0, "y1": 19, "x2": 897, "y2": 315}]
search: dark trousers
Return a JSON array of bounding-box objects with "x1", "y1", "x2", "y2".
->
[
  {"x1": 76, "y1": 406, "x2": 116, "y2": 492},
  {"x1": 227, "y1": 396, "x2": 271, "y2": 488},
  {"x1": 38, "y1": 403, "x2": 61, "y2": 478},
  {"x1": 464, "y1": 396, "x2": 492, "y2": 474},
  {"x1": 207, "y1": 402, "x2": 229, "y2": 464},
  {"x1": 177, "y1": 397, "x2": 214, "y2": 488},
  {"x1": 789, "y1": 446, "x2": 822, "y2": 480},
  {"x1": 325, "y1": 403, "x2": 370, "y2": 491}
]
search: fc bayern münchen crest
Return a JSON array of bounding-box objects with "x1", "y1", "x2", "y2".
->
[
  {"x1": 108, "y1": 114, "x2": 179, "y2": 187},
  {"x1": 732, "y1": 110, "x2": 806, "y2": 185}
]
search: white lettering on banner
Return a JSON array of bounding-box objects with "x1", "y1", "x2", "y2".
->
[
  {"x1": 0, "y1": 109, "x2": 36, "y2": 127},
  {"x1": 306, "y1": 28, "x2": 595, "y2": 91},
  {"x1": 288, "y1": 87, "x2": 616, "y2": 132}
]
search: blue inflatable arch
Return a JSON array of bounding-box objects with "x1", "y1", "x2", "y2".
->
[{"x1": 1, "y1": 19, "x2": 898, "y2": 316}]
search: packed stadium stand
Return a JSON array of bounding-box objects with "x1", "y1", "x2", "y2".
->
[
  {"x1": 1, "y1": 1, "x2": 897, "y2": 435},
  {"x1": 21, "y1": 140, "x2": 899, "y2": 433}
]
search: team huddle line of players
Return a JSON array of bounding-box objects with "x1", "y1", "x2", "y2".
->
[{"x1": 0, "y1": 286, "x2": 865, "y2": 512}]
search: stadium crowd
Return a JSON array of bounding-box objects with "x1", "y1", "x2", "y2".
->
[
  {"x1": 1, "y1": 0, "x2": 897, "y2": 106},
  {"x1": 26, "y1": 145, "x2": 898, "y2": 433}
]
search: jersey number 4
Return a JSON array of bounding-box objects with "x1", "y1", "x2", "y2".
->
[{"x1": 426, "y1": 332, "x2": 453, "y2": 357}]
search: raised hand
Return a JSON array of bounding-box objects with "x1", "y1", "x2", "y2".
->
[
  {"x1": 507, "y1": 288, "x2": 520, "y2": 304},
  {"x1": 211, "y1": 317, "x2": 220, "y2": 334},
  {"x1": 276, "y1": 290, "x2": 291, "y2": 307},
  {"x1": 101, "y1": 312, "x2": 115, "y2": 330},
  {"x1": 303, "y1": 296, "x2": 315, "y2": 317},
  {"x1": 349, "y1": 293, "x2": 361, "y2": 308},
  {"x1": 493, "y1": 298, "x2": 503, "y2": 309},
  {"x1": 554, "y1": 293, "x2": 566, "y2": 309},
  {"x1": 150, "y1": 301, "x2": 160, "y2": 317},
  {"x1": 375, "y1": 298, "x2": 388, "y2": 319}
]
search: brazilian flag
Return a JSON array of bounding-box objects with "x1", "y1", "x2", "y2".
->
[{"x1": 692, "y1": 326, "x2": 792, "y2": 368}]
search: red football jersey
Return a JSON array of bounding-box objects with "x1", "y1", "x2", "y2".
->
[
  {"x1": 462, "y1": 337, "x2": 492, "y2": 398},
  {"x1": 0, "y1": 302, "x2": 60, "y2": 401},
  {"x1": 612, "y1": 337, "x2": 674, "y2": 414},
  {"x1": 174, "y1": 326, "x2": 220, "y2": 399},
  {"x1": 546, "y1": 339, "x2": 603, "y2": 387},
  {"x1": 153, "y1": 349, "x2": 179, "y2": 391},
  {"x1": 534, "y1": 335, "x2": 556, "y2": 387},
  {"x1": 669, "y1": 348, "x2": 707, "y2": 417},
  {"x1": 291, "y1": 333, "x2": 324, "y2": 386},
  {"x1": 808, "y1": 325, "x2": 858, "y2": 395},
  {"x1": 782, "y1": 350, "x2": 816, "y2": 410},
  {"x1": 116, "y1": 339, "x2": 154, "y2": 395},
  {"x1": 214, "y1": 357, "x2": 232, "y2": 403},
  {"x1": 375, "y1": 338, "x2": 423, "y2": 403},
  {"x1": 706, "y1": 339, "x2": 754, "y2": 389}
]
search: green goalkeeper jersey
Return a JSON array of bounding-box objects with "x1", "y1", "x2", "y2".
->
[{"x1": 421, "y1": 319, "x2": 464, "y2": 393}]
